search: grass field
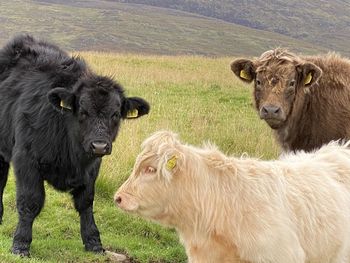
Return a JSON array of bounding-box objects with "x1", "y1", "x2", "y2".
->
[{"x1": 0, "y1": 53, "x2": 279, "y2": 262}]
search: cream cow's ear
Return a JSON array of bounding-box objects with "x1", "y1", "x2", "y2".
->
[
  {"x1": 160, "y1": 150, "x2": 183, "y2": 181},
  {"x1": 165, "y1": 155, "x2": 178, "y2": 171}
]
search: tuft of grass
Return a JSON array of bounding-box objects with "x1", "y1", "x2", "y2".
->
[{"x1": 0, "y1": 53, "x2": 279, "y2": 262}]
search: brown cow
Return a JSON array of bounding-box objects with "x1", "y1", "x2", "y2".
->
[
  {"x1": 114, "y1": 131, "x2": 350, "y2": 263},
  {"x1": 231, "y1": 49, "x2": 350, "y2": 152}
]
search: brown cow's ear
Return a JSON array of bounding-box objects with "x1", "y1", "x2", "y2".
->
[
  {"x1": 230, "y1": 59, "x2": 255, "y2": 83},
  {"x1": 297, "y1": 62, "x2": 322, "y2": 87},
  {"x1": 47, "y1": 88, "x2": 75, "y2": 112}
]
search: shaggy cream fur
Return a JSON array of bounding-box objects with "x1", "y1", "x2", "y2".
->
[{"x1": 116, "y1": 131, "x2": 350, "y2": 263}]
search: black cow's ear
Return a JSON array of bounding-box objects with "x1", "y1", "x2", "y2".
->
[
  {"x1": 230, "y1": 59, "x2": 256, "y2": 83},
  {"x1": 297, "y1": 62, "x2": 322, "y2": 87},
  {"x1": 47, "y1": 87, "x2": 75, "y2": 112},
  {"x1": 122, "y1": 97, "x2": 150, "y2": 119}
]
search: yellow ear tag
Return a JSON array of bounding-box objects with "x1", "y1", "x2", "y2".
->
[
  {"x1": 304, "y1": 72, "x2": 313, "y2": 85},
  {"x1": 239, "y1": 69, "x2": 251, "y2": 80},
  {"x1": 166, "y1": 155, "x2": 178, "y2": 170},
  {"x1": 60, "y1": 100, "x2": 72, "y2": 110},
  {"x1": 126, "y1": 109, "x2": 138, "y2": 118}
]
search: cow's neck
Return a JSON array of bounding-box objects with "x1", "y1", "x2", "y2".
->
[
  {"x1": 182, "y1": 231, "x2": 242, "y2": 263},
  {"x1": 174, "y1": 157, "x2": 273, "y2": 263},
  {"x1": 275, "y1": 92, "x2": 312, "y2": 152},
  {"x1": 170, "y1": 159, "x2": 240, "y2": 257}
]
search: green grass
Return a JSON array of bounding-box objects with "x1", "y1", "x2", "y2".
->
[
  {"x1": 0, "y1": 53, "x2": 279, "y2": 262},
  {"x1": 0, "y1": 0, "x2": 328, "y2": 57}
]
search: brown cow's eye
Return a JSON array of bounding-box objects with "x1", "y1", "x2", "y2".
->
[
  {"x1": 255, "y1": 79, "x2": 262, "y2": 91},
  {"x1": 285, "y1": 85, "x2": 296, "y2": 97}
]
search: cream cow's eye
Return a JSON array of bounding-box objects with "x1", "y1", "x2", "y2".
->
[{"x1": 144, "y1": 166, "x2": 157, "y2": 174}]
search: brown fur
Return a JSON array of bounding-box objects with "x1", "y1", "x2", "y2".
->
[{"x1": 231, "y1": 49, "x2": 350, "y2": 152}]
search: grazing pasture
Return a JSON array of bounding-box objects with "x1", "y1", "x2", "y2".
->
[{"x1": 0, "y1": 52, "x2": 279, "y2": 262}]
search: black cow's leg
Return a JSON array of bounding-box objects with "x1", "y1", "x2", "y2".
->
[
  {"x1": 0, "y1": 155, "x2": 10, "y2": 224},
  {"x1": 71, "y1": 162, "x2": 103, "y2": 253},
  {"x1": 11, "y1": 155, "x2": 45, "y2": 257}
]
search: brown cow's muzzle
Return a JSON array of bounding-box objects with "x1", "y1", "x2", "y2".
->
[{"x1": 259, "y1": 105, "x2": 286, "y2": 129}]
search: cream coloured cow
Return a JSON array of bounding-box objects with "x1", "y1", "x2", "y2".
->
[{"x1": 115, "y1": 131, "x2": 350, "y2": 263}]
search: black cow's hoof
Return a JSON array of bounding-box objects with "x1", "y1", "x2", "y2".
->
[
  {"x1": 85, "y1": 244, "x2": 105, "y2": 253},
  {"x1": 11, "y1": 247, "x2": 30, "y2": 257}
]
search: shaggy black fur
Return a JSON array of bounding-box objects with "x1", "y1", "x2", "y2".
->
[{"x1": 0, "y1": 35, "x2": 150, "y2": 256}]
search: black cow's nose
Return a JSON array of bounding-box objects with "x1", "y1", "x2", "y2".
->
[
  {"x1": 91, "y1": 141, "x2": 109, "y2": 155},
  {"x1": 260, "y1": 105, "x2": 282, "y2": 119}
]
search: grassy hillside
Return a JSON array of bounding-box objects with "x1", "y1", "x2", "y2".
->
[
  {"x1": 0, "y1": 0, "x2": 329, "y2": 56},
  {"x1": 112, "y1": 0, "x2": 350, "y2": 56},
  {"x1": 0, "y1": 52, "x2": 279, "y2": 262}
]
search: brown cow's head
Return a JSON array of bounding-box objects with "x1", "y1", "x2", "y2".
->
[
  {"x1": 231, "y1": 49, "x2": 322, "y2": 129},
  {"x1": 114, "y1": 131, "x2": 184, "y2": 225}
]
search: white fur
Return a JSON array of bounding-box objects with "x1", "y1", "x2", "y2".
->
[{"x1": 116, "y1": 131, "x2": 350, "y2": 263}]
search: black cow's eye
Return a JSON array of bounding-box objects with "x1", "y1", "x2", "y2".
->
[
  {"x1": 111, "y1": 112, "x2": 120, "y2": 120},
  {"x1": 79, "y1": 110, "x2": 89, "y2": 119},
  {"x1": 289, "y1": 80, "x2": 296, "y2": 87},
  {"x1": 256, "y1": 79, "x2": 261, "y2": 85}
]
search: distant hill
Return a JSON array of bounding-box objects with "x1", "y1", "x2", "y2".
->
[
  {"x1": 0, "y1": 0, "x2": 339, "y2": 56},
  {"x1": 111, "y1": 0, "x2": 350, "y2": 56}
]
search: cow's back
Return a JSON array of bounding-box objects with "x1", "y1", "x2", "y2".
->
[
  {"x1": 277, "y1": 145, "x2": 350, "y2": 261},
  {"x1": 235, "y1": 149, "x2": 350, "y2": 262},
  {"x1": 277, "y1": 53, "x2": 350, "y2": 152}
]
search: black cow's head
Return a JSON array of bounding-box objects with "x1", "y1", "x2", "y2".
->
[{"x1": 48, "y1": 75, "x2": 150, "y2": 157}]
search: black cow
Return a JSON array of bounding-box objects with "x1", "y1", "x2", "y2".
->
[{"x1": 0, "y1": 35, "x2": 150, "y2": 256}]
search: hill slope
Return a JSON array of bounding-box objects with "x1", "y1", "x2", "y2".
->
[
  {"x1": 111, "y1": 0, "x2": 350, "y2": 56},
  {"x1": 0, "y1": 0, "x2": 329, "y2": 56}
]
